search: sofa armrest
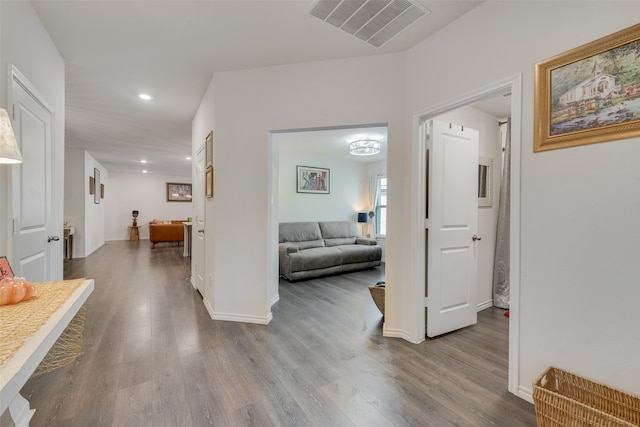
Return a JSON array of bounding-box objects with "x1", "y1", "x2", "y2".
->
[
  {"x1": 356, "y1": 237, "x2": 377, "y2": 246},
  {"x1": 279, "y1": 242, "x2": 299, "y2": 254}
]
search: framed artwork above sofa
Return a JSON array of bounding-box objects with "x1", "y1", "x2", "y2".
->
[{"x1": 296, "y1": 165, "x2": 329, "y2": 194}]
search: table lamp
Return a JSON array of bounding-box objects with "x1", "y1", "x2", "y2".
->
[
  {"x1": 358, "y1": 212, "x2": 368, "y2": 236},
  {"x1": 132, "y1": 210, "x2": 139, "y2": 226}
]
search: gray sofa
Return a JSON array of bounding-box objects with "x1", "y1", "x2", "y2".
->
[{"x1": 279, "y1": 221, "x2": 382, "y2": 281}]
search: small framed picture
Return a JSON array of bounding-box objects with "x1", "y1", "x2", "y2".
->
[
  {"x1": 94, "y1": 168, "x2": 100, "y2": 204},
  {"x1": 205, "y1": 166, "x2": 214, "y2": 198},
  {"x1": 0, "y1": 256, "x2": 15, "y2": 280},
  {"x1": 478, "y1": 157, "x2": 493, "y2": 207},
  {"x1": 206, "y1": 131, "x2": 213, "y2": 168},
  {"x1": 296, "y1": 165, "x2": 330, "y2": 194}
]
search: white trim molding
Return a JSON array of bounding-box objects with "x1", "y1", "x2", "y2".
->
[{"x1": 409, "y1": 73, "x2": 523, "y2": 400}]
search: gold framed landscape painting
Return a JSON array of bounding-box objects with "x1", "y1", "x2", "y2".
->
[{"x1": 534, "y1": 23, "x2": 640, "y2": 152}]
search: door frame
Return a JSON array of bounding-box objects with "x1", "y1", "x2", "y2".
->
[{"x1": 410, "y1": 73, "x2": 523, "y2": 398}]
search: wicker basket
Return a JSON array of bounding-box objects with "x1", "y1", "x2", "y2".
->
[
  {"x1": 533, "y1": 366, "x2": 640, "y2": 427},
  {"x1": 368, "y1": 282, "x2": 385, "y2": 316}
]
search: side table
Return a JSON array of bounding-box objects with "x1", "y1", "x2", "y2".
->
[
  {"x1": 63, "y1": 226, "x2": 75, "y2": 260},
  {"x1": 129, "y1": 225, "x2": 140, "y2": 241}
]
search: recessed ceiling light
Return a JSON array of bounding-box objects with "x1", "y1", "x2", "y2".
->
[
  {"x1": 142, "y1": 170, "x2": 148, "y2": 174},
  {"x1": 140, "y1": 159, "x2": 147, "y2": 163},
  {"x1": 185, "y1": 156, "x2": 192, "y2": 161},
  {"x1": 138, "y1": 93, "x2": 153, "y2": 101}
]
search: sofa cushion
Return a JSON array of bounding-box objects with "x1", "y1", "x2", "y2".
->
[
  {"x1": 324, "y1": 237, "x2": 357, "y2": 247},
  {"x1": 287, "y1": 247, "x2": 343, "y2": 272},
  {"x1": 279, "y1": 222, "x2": 322, "y2": 242},
  {"x1": 319, "y1": 221, "x2": 358, "y2": 247},
  {"x1": 296, "y1": 239, "x2": 325, "y2": 250},
  {"x1": 336, "y1": 244, "x2": 382, "y2": 264}
]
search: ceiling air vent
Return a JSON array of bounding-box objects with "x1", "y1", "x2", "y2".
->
[{"x1": 310, "y1": 0, "x2": 428, "y2": 48}]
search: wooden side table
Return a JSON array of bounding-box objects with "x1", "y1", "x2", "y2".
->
[
  {"x1": 129, "y1": 226, "x2": 140, "y2": 241},
  {"x1": 63, "y1": 227, "x2": 74, "y2": 260}
]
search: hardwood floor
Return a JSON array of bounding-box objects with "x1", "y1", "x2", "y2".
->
[{"x1": 17, "y1": 240, "x2": 536, "y2": 426}]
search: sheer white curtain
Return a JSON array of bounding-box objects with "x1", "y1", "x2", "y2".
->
[
  {"x1": 367, "y1": 173, "x2": 379, "y2": 238},
  {"x1": 493, "y1": 118, "x2": 511, "y2": 309}
]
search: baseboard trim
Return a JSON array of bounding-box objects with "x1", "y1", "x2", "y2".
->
[
  {"x1": 517, "y1": 385, "x2": 534, "y2": 404},
  {"x1": 384, "y1": 326, "x2": 423, "y2": 344},
  {"x1": 203, "y1": 297, "x2": 215, "y2": 319},
  {"x1": 84, "y1": 241, "x2": 105, "y2": 258},
  {"x1": 477, "y1": 299, "x2": 494, "y2": 311},
  {"x1": 270, "y1": 294, "x2": 280, "y2": 307},
  {"x1": 211, "y1": 311, "x2": 271, "y2": 325}
]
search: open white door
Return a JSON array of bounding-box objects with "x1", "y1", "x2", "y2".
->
[
  {"x1": 193, "y1": 145, "x2": 205, "y2": 294},
  {"x1": 426, "y1": 119, "x2": 479, "y2": 338},
  {"x1": 10, "y1": 67, "x2": 58, "y2": 282}
]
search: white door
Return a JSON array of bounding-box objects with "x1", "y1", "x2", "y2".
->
[
  {"x1": 10, "y1": 68, "x2": 58, "y2": 282},
  {"x1": 426, "y1": 119, "x2": 479, "y2": 338},
  {"x1": 193, "y1": 145, "x2": 206, "y2": 294}
]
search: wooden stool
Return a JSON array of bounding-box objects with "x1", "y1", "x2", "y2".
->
[{"x1": 129, "y1": 226, "x2": 140, "y2": 241}]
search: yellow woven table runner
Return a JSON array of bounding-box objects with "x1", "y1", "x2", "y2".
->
[{"x1": 0, "y1": 278, "x2": 85, "y2": 365}]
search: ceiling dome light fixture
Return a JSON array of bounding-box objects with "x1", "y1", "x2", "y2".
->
[
  {"x1": 349, "y1": 139, "x2": 381, "y2": 156},
  {"x1": 138, "y1": 93, "x2": 153, "y2": 101}
]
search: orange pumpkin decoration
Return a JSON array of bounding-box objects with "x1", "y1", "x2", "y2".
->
[{"x1": 0, "y1": 277, "x2": 36, "y2": 305}]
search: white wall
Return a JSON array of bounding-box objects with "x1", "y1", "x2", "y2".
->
[
  {"x1": 84, "y1": 152, "x2": 107, "y2": 257},
  {"x1": 435, "y1": 106, "x2": 502, "y2": 310},
  {"x1": 404, "y1": 1, "x2": 640, "y2": 397},
  {"x1": 105, "y1": 172, "x2": 193, "y2": 241},
  {"x1": 0, "y1": 1, "x2": 65, "y2": 278},
  {"x1": 277, "y1": 146, "x2": 368, "y2": 223},
  {"x1": 64, "y1": 148, "x2": 85, "y2": 257},
  {"x1": 194, "y1": 55, "x2": 404, "y2": 324}
]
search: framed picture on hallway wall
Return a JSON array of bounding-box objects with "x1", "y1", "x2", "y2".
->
[
  {"x1": 296, "y1": 165, "x2": 330, "y2": 194},
  {"x1": 94, "y1": 168, "x2": 100, "y2": 204},
  {"x1": 205, "y1": 166, "x2": 214, "y2": 198},
  {"x1": 167, "y1": 182, "x2": 192, "y2": 202},
  {"x1": 206, "y1": 131, "x2": 213, "y2": 168},
  {"x1": 534, "y1": 23, "x2": 640, "y2": 152}
]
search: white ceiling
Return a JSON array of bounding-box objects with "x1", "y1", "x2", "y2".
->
[
  {"x1": 277, "y1": 125, "x2": 388, "y2": 163},
  {"x1": 30, "y1": 0, "x2": 489, "y2": 176}
]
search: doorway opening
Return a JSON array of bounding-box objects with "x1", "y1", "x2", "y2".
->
[
  {"x1": 268, "y1": 123, "x2": 389, "y2": 307},
  {"x1": 410, "y1": 74, "x2": 523, "y2": 397}
]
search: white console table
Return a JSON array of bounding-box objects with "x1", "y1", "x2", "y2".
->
[{"x1": 0, "y1": 278, "x2": 94, "y2": 426}]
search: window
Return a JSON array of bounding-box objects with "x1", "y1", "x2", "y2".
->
[{"x1": 375, "y1": 176, "x2": 387, "y2": 236}]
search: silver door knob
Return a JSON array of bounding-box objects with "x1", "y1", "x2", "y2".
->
[
  {"x1": 472, "y1": 234, "x2": 481, "y2": 241},
  {"x1": 48, "y1": 235, "x2": 60, "y2": 242}
]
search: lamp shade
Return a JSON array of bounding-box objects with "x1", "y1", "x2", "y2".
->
[
  {"x1": 132, "y1": 210, "x2": 139, "y2": 215},
  {"x1": 358, "y1": 212, "x2": 368, "y2": 223},
  {"x1": 0, "y1": 108, "x2": 22, "y2": 164}
]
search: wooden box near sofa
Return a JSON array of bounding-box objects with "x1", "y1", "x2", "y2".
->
[{"x1": 278, "y1": 221, "x2": 382, "y2": 281}]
